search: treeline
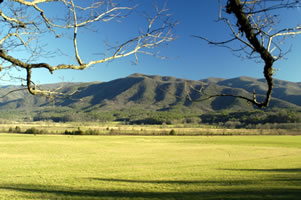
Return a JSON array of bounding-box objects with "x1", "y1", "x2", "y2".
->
[
  {"x1": 31, "y1": 108, "x2": 301, "y2": 128},
  {"x1": 7, "y1": 126, "x2": 102, "y2": 135},
  {"x1": 201, "y1": 110, "x2": 301, "y2": 128},
  {"x1": 32, "y1": 108, "x2": 199, "y2": 125},
  {"x1": 5, "y1": 126, "x2": 178, "y2": 136},
  {"x1": 201, "y1": 110, "x2": 301, "y2": 124}
]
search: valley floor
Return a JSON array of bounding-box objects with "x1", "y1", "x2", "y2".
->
[
  {"x1": 0, "y1": 121, "x2": 300, "y2": 136},
  {"x1": 0, "y1": 134, "x2": 300, "y2": 200}
]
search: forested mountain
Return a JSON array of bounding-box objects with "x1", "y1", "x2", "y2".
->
[{"x1": 0, "y1": 73, "x2": 301, "y2": 112}]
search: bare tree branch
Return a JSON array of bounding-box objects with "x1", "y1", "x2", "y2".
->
[
  {"x1": 0, "y1": 0, "x2": 176, "y2": 96},
  {"x1": 193, "y1": 0, "x2": 301, "y2": 108}
]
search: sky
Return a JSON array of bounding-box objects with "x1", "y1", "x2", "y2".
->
[{"x1": 4, "y1": 0, "x2": 301, "y2": 84}]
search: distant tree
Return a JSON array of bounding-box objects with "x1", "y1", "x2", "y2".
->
[
  {"x1": 194, "y1": 0, "x2": 301, "y2": 108},
  {"x1": 0, "y1": 0, "x2": 175, "y2": 96}
]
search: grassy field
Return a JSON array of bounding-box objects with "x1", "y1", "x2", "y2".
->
[{"x1": 0, "y1": 134, "x2": 300, "y2": 200}]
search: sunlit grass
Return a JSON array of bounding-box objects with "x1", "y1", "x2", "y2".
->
[{"x1": 0, "y1": 134, "x2": 300, "y2": 199}]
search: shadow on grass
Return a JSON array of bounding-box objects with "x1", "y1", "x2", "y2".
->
[
  {"x1": 88, "y1": 178, "x2": 254, "y2": 185},
  {"x1": 222, "y1": 168, "x2": 301, "y2": 183},
  {"x1": 222, "y1": 168, "x2": 301, "y2": 173},
  {"x1": 0, "y1": 183, "x2": 301, "y2": 200},
  {"x1": 1, "y1": 168, "x2": 300, "y2": 200}
]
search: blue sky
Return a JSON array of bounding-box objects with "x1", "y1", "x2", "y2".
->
[{"x1": 15, "y1": 0, "x2": 301, "y2": 84}]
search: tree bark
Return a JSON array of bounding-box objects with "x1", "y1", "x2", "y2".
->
[{"x1": 227, "y1": 0, "x2": 275, "y2": 108}]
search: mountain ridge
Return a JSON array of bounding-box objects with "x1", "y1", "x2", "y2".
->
[{"x1": 0, "y1": 74, "x2": 300, "y2": 116}]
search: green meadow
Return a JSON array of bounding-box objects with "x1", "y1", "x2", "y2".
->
[{"x1": 0, "y1": 134, "x2": 300, "y2": 200}]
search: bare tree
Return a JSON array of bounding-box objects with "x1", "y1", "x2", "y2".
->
[
  {"x1": 194, "y1": 0, "x2": 301, "y2": 108},
  {"x1": 0, "y1": 0, "x2": 175, "y2": 96}
]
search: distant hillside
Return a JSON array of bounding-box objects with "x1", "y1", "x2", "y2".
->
[{"x1": 0, "y1": 74, "x2": 300, "y2": 119}]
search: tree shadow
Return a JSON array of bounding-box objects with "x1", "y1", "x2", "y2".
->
[
  {"x1": 1, "y1": 168, "x2": 300, "y2": 200},
  {"x1": 1, "y1": 183, "x2": 301, "y2": 200},
  {"x1": 1, "y1": 172, "x2": 301, "y2": 200},
  {"x1": 222, "y1": 168, "x2": 301, "y2": 173},
  {"x1": 221, "y1": 168, "x2": 301, "y2": 184},
  {"x1": 87, "y1": 178, "x2": 254, "y2": 186}
]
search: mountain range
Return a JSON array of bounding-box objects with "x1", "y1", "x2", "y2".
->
[{"x1": 0, "y1": 73, "x2": 300, "y2": 117}]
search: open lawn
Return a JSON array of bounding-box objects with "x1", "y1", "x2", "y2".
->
[{"x1": 0, "y1": 134, "x2": 300, "y2": 199}]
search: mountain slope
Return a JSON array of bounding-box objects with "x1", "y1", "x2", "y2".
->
[{"x1": 0, "y1": 74, "x2": 300, "y2": 115}]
